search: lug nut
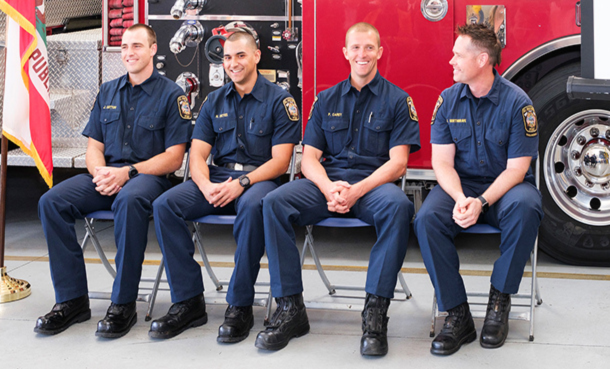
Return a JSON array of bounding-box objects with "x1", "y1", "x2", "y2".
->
[
  {"x1": 571, "y1": 150, "x2": 581, "y2": 160},
  {"x1": 602, "y1": 182, "x2": 610, "y2": 190},
  {"x1": 574, "y1": 167, "x2": 582, "y2": 176},
  {"x1": 590, "y1": 127, "x2": 600, "y2": 137},
  {"x1": 585, "y1": 180, "x2": 594, "y2": 188},
  {"x1": 577, "y1": 135, "x2": 587, "y2": 145},
  {"x1": 605, "y1": 130, "x2": 610, "y2": 139}
]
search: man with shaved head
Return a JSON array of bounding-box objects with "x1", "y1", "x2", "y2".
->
[
  {"x1": 256, "y1": 22, "x2": 420, "y2": 356},
  {"x1": 150, "y1": 30, "x2": 301, "y2": 341}
]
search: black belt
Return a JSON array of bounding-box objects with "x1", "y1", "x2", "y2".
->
[{"x1": 223, "y1": 163, "x2": 258, "y2": 171}]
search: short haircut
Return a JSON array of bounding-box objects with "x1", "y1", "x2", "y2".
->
[
  {"x1": 225, "y1": 30, "x2": 258, "y2": 50},
  {"x1": 456, "y1": 23, "x2": 502, "y2": 66},
  {"x1": 125, "y1": 23, "x2": 157, "y2": 46},
  {"x1": 345, "y1": 22, "x2": 380, "y2": 47}
]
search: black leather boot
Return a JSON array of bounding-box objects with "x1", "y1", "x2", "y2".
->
[
  {"x1": 149, "y1": 293, "x2": 208, "y2": 339},
  {"x1": 34, "y1": 294, "x2": 91, "y2": 335},
  {"x1": 96, "y1": 301, "x2": 137, "y2": 338},
  {"x1": 360, "y1": 293, "x2": 390, "y2": 356},
  {"x1": 218, "y1": 305, "x2": 254, "y2": 343},
  {"x1": 431, "y1": 302, "x2": 476, "y2": 355},
  {"x1": 480, "y1": 284, "x2": 511, "y2": 348},
  {"x1": 255, "y1": 293, "x2": 310, "y2": 350}
]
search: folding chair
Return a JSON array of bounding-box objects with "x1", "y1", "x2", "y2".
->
[
  {"x1": 186, "y1": 146, "x2": 300, "y2": 321},
  {"x1": 300, "y1": 175, "x2": 413, "y2": 310},
  {"x1": 80, "y1": 210, "x2": 167, "y2": 321},
  {"x1": 429, "y1": 158, "x2": 543, "y2": 341}
]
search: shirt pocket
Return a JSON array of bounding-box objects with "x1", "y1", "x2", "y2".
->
[
  {"x1": 100, "y1": 110, "x2": 121, "y2": 154},
  {"x1": 484, "y1": 127, "x2": 509, "y2": 169},
  {"x1": 133, "y1": 115, "x2": 166, "y2": 159},
  {"x1": 321, "y1": 118, "x2": 349, "y2": 155},
  {"x1": 449, "y1": 124, "x2": 472, "y2": 151},
  {"x1": 363, "y1": 117, "x2": 393, "y2": 156},
  {"x1": 246, "y1": 120, "x2": 274, "y2": 159},
  {"x1": 212, "y1": 118, "x2": 237, "y2": 158}
]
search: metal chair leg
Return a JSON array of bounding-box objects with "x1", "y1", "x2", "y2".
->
[
  {"x1": 83, "y1": 218, "x2": 117, "y2": 278},
  {"x1": 430, "y1": 295, "x2": 438, "y2": 337},
  {"x1": 192, "y1": 223, "x2": 223, "y2": 291},
  {"x1": 397, "y1": 272, "x2": 412, "y2": 299},
  {"x1": 302, "y1": 225, "x2": 336, "y2": 295},
  {"x1": 145, "y1": 259, "x2": 166, "y2": 321}
]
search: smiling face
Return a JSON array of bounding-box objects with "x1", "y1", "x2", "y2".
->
[
  {"x1": 449, "y1": 35, "x2": 483, "y2": 84},
  {"x1": 343, "y1": 29, "x2": 383, "y2": 86},
  {"x1": 222, "y1": 36, "x2": 261, "y2": 88},
  {"x1": 121, "y1": 28, "x2": 156, "y2": 81}
]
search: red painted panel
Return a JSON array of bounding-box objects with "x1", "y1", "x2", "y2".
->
[{"x1": 303, "y1": 0, "x2": 581, "y2": 170}]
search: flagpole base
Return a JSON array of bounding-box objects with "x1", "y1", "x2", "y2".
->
[{"x1": 0, "y1": 266, "x2": 32, "y2": 303}]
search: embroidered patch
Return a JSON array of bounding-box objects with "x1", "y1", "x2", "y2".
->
[
  {"x1": 431, "y1": 96, "x2": 443, "y2": 125},
  {"x1": 406, "y1": 96, "x2": 418, "y2": 122},
  {"x1": 177, "y1": 95, "x2": 192, "y2": 120},
  {"x1": 283, "y1": 97, "x2": 300, "y2": 122},
  {"x1": 308, "y1": 96, "x2": 318, "y2": 121},
  {"x1": 522, "y1": 105, "x2": 538, "y2": 137}
]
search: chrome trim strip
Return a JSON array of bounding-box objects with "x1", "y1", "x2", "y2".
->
[
  {"x1": 406, "y1": 169, "x2": 436, "y2": 181},
  {"x1": 502, "y1": 35, "x2": 581, "y2": 80},
  {"x1": 148, "y1": 15, "x2": 302, "y2": 22}
]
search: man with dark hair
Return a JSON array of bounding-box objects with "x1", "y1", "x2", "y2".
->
[
  {"x1": 148, "y1": 30, "x2": 300, "y2": 341},
  {"x1": 414, "y1": 23, "x2": 543, "y2": 355},
  {"x1": 255, "y1": 22, "x2": 420, "y2": 356},
  {"x1": 35, "y1": 24, "x2": 192, "y2": 338}
]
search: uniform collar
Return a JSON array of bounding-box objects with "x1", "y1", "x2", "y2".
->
[
  {"x1": 118, "y1": 68, "x2": 161, "y2": 96},
  {"x1": 341, "y1": 71, "x2": 382, "y2": 96},
  {"x1": 459, "y1": 68, "x2": 501, "y2": 105},
  {"x1": 225, "y1": 72, "x2": 266, "y2": 102}
]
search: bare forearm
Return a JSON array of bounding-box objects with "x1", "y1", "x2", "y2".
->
[
  {"x1": 86, "y1": 150, "x2": 106, "y2": 176},
  {"x1": 133, "y1": 144, "x2": 187, "y2": 177},
  {"x1": 354, "y1": 157, "x2": 406, "y2": 196},
  {"x1": 302, "y1": 153, "x2": 333, "y2": 192},
  {"x1": 481, "y1": 168, "x2": 527, "y2": 205},
  {"x1": 434, "y1": 162, "x2": 466, "y2": 202}
]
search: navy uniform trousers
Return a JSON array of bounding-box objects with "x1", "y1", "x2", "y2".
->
[
  {"x1": 262, "y1": 178, "x2": 414, "y2": 299},
  {"x1": 414, "y1": 181, "x2": 543, "y2": 312},
  {"x1": 152, "y1": 167, "x2": 278, "y2": 306},
  {"x1": 38, "y1": 173, "x2": 171, "y2": 304}
]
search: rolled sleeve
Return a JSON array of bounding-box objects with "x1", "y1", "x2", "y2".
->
[
  {"x1": 389, "y1": 95, "x2": 421, "y2": 153},
  {"x1": 302, "y1": 94, "x2": 327, "y2": 151},
  {"x1": 507, "y1": 101, "x2": 539, "y2": 160},
  {"x1": 430, "y1": 93, "x2": 453, "y2": 145},
  {"x1": 163, "y1": 90, "x2": 193, "y2": 149},
  {"x1": 192, "y1": 97, "x2": 216, "y2": 146},
  {"x1": 271, "y1": 92, "x2": 302, "y2": 147},
  {"x1": 82, "y1": 94, "x2": 103, "y2": 142}
]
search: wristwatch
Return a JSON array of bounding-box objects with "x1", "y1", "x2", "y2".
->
[
  {"x1": 477, "y1": 195, "x2": 489, "y2": 213},
  {"x1": 128, "y1": 165, "x2": 139, "y2": 179},
  {"x1": 238, "y1": 174, "x2": 251, "y2": 188}
]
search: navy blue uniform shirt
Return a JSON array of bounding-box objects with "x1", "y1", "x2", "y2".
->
[
  {"x1": 193, "y1": 73, "x2": 301, "y2": 167},
  {"x1": 430, "y1": 69, "x2": 539, "y2": 185},
  {"x1": 303, "y1": 71, "x2": 421, "y2": 183},
  {"x1": 83, "y1": 69, "x2": 192, "y2": 166}
]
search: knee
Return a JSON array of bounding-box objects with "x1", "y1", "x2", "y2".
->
[
  {"x1": 152, "y1": 193, "x2": 172, "y2": 217},
  {"x1": 113, "y1": 191, "x2": 150, "y2": 214},
  {"x1": 262, "y1": 187, "x2": 286, "y2": 215},
  {"x1": 38, "y1": 188, "x2": 63, "y2": 217}
]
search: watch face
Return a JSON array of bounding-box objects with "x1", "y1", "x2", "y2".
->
[{"x1": 239, "y1": 175, "x2": 250, "y2": 187}]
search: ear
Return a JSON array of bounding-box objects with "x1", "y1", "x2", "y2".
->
[
  {"x1": 377, "y1": 45, "x2": 384, "y2": 60},
  {"x1": 254, "y1": 48, "x2": 261, "y2": 64},
  {"x1": 150, "y1": 43, "x2": 158, "y2": 57},
  {"x1": 343, "y1": 46, "x2": 348, "y2": 60},
  {"x1": 478, "y1": 52, "x2": 489, "y2": 68}
]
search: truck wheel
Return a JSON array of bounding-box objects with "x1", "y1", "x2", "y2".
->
[{"x1": 528, "y1": 63, "x2": 610, "y2": 266}]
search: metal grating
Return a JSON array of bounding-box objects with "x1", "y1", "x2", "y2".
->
[{"x1": 45, "y1": 0, "x2": 102, "y2": 28}]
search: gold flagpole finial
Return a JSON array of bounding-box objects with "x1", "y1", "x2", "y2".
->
[{"x1": 0, "y1": 266, "x2": 31, "y2": 303}]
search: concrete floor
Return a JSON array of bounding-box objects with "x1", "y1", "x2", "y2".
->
[{"x1": 1, "y1": 167, "x2": 610, "y2": 368}]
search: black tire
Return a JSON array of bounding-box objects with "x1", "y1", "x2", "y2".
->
[{"x1": 529, "y1": 62, "x2": 610, "y2": 266}]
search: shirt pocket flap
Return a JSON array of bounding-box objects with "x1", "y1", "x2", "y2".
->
[
  {"x1": 365, "y1": 118, "x2": 392, "y2": 132},
  {"x1": 213, "y1": 119, "x2": 237, "y2": 133},
  {"x1": 137, "y1": 116, "x2": 166, "y2": 131},
  {"x1": 450, "y1": 125, "x2": 472, "y2": 143},
  {"x1": 249, "y1": 121, "x2": 274, "y2": 136},
  {"x1": 485, "y1": 128, "x2": 508, "y2": 146},
  {"x1": 101, "y1": 111, "x2": 121, "y2": 124},
  {"x1": 321, "y1": 119, "x2": 349, "y2": 132}
]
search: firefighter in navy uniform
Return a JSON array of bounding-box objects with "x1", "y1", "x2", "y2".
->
[
  {"x1": 414, "y1": 24, "x2": 543, "y2": 355},
  {"x1": 149, "y1": 30, "x2": 300, "y2": 341},
  {"x1": 256, "y1": 22, "x2": 420, "y2": 356},
  {"x1": 35, "y1": 24, "x2": 192, "y2": 338}
]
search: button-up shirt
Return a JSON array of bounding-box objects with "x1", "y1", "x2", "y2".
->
[
  {"x1": 431, "y1": 69, "x2": 538, "y2": 185},
  {"x1": 83, "y1": 69, "x2": 192, "y2": 166},
  {"x1": 193, "y1": 73, "x2": 301, "y2": 167},
  {"x1": 303, "y1": 71, "x2": 421, "y2": 183}
]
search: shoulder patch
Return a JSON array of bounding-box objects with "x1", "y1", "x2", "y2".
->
[
  {"x1": 522, "y1": 105, "x2": 538, "y2": 137},
  {"x1": 308, "y1": 96, "x2": 318, "y2": 121},
  {"x1": 431, "y1": 96, "x2": 443, "y2": 125},
  {"x1": 406, "y1": 96, "x2": 418, "y2": 122},
  {"x1": 283, "y1": 97, "x2": 300, "y2": 122},
  {"x1": 177, "y1": 95, "x2": 193, "y2": 120}
]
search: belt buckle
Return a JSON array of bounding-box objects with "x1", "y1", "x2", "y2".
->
[{"x1": 234, "y1": 163, "x2": 244, "y2": 171}]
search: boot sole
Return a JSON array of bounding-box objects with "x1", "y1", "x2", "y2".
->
[
  {"x1": 34, "y1": 309, "x2": 91, "y2": 335},
  {"x1": 148, "y1": 313, "x2": 208, "y2": 339},
  {"x1": 430, "y1": 329, "x2": 477, "y2": 356},
  {"x1": 96, "y1": 313, "x2": 138, "y2": 339},
  {"x1": 217, "y1": 318, "x2": 255, "y2": 344},
  {"x1": 254, "y1": 321, "x2": 310, "y2": 351}
]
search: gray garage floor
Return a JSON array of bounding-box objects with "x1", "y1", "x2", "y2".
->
[{"x1": 1, "y1": 167, "x2": 609, "y2": 369}]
